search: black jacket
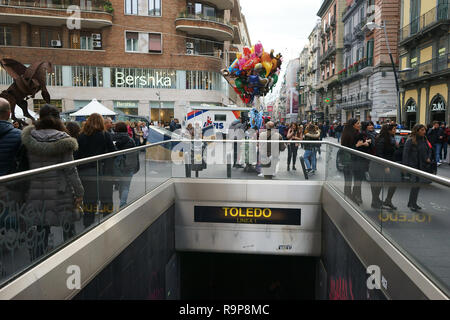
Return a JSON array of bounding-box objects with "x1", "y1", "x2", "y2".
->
[
  {"x1": 76, "y1": 131, "x2": 116, "y2": 170},
  {"x1": 402, "y1": 136, "x2": 432, "y2": 171},
  {"x1": 112, "y1": 132, "x2": 139, "y2": 174},
  {"x1": 0, "y1": 120, "x2": 22, "y2": 176},
  {"x1": 376, "y1": 136, "x2": 397, "y2": 162},
  {"x1": 427, "y1": 127, "x2": 444, "y2": 145}
]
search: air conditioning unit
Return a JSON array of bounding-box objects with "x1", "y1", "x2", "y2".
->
[
  {"x1": 93, "y1": 41, "x2": 102, "y2": 48},
  {"x1": 92, "y1": 33, "x2": 101, "y2": 40},
  {"x1": 186, "y1": 42, "x2": 194, "y2": 49},
  {"x1": 186, "y1": 49, "x2": 194, "y2": 55},
  {"x1": 50, "y1": 40, "x2": 62, "y2": 47}
]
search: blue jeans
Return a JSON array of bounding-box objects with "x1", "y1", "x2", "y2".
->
[
  {"x1": 441, "y1": 142, "x2": 448, "y2": 162},
  {"x1": 118, "y1": 173, "x2": 133, "y2": 208},
  {"x1": 336, "y1": 132, "x2": 341, "y2": 143},
  {"x1": 435, "y1": 143, "x2": 442, "y2": 163},
  {"x1": 304, "y1": 149, "x2": 317, "y2": 171}
]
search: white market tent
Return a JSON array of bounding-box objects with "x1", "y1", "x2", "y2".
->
[
  {"x1": 70, "y1": 99, "x2": 117, "y2": 117},
  {"x1": 12, "y1": 106, "x2": 39, "y2": 119}
]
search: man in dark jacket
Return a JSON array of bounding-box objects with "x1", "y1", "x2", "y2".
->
[
  {"x1": 0, "y1": 98, "x2": 22, "y2": 176},
  {"x1": 427, "y1": 121, "x2": 444, "y2": 165}
]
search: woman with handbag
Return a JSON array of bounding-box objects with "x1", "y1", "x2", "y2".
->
[
  {"x1": 341, "y1": 119, "x2": 370, "y2": 205},
  {"x1": 76, "y1": 113, "x2": 116, "y2": 227},
  {"x1": 112, "y1": 122, "x2": 140, "y2": 208},
  {"x1": 402, "y1": 124, "x2": 434, "y2": 212},
  {"x1": 369, "y1": 124, "x2": 399, "y2": 210},
  {"x1": 286, "y1": 123, "x2": 303, "y2": 171},
  {"x1": 21, "y1": 105, "x2": 84, "y2": 260}
]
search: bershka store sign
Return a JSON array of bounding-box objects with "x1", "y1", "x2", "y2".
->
[{"x1": 111, "y1": 68, "x2": 176, "y2": 88}]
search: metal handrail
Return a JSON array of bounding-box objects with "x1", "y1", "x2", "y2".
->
[
  {"x1": 1, "y1": 139, "x2": 449, "y2": 188},
  {"x1": 0, "y1": 140, "x2": 174, "y2": 183}
]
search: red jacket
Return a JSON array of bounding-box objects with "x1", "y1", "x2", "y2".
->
[{"x1": 444, "y1": 128, "x2": 450, "y2": 143}]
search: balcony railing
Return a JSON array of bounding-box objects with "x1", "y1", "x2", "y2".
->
[
  {"x1": 178, "y1": 12, "x2": 233, "y2": 28},
  {"x1": 400, "y1": 54, "x2": 450, "y2": 82},
  {"x1": 0, "y1": 0, "x2": 111, "y2": 13},
  {"x1": 338, "y1": 58, "x2": 372, "y2": 81},
  {"x1": 400, "y1": 3, "x2": 449, "y2": 42}
]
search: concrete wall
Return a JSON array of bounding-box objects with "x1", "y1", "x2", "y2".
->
[{"x1": 74, "y1": 205, "x2": 177, "y2": 300}]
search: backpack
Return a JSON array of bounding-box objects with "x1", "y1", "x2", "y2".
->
[{"x1": 7, "y1": 144, "x2": 31, "y2": 193}]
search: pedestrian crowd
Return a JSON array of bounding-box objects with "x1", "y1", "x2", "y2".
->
[
  {"x1": 0, "y1": 99, "x2": 144, "y2": 261},
  {"x1": 339, "y1": 118, "x2": 449, "y2": 212}
]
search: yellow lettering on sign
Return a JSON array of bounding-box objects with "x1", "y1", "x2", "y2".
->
[
  {"x1": 263, "y1": 208, "x2": 272, "y2": 218},
  {"x1": 416, "y1": 214, "x2": 426, "y2": 223},
  {"x1": 407, "y1": 214, "x2": 415, "y2": 222},
  {"x1": 254, "y1": 208, "x2": 262, "y2": 218},
  {"x1": 246, "y1": 208, "x2": 253, "y2": 217},
  {"x1": 398, "y1": 214, "x2": 407, "y2": 222},
  {"x1": 239, "y1": 208, "x2": 246, "y2": 217},
  {"x1": 223, "y1": 207, "x2": 229, "y2": 216},
  {"x1": 230, "y1": 208, "x2": 238, "y2": 217},
  {"x1": 390, "y1": 213, "x2": 398, "y2": 222}
]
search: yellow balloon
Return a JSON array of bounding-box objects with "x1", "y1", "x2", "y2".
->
[
  {"x1": 262, "y1": 61, "x2": 272, "y2": 77},
  {"x1": 251, "y1": 46, "x2": 255, "y2": 54},
  {"x1": 236, "y1": 52, "x2": 242, "y2": 59}
]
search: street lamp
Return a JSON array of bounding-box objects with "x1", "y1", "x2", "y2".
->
[
  {"x1": 365, "y1": 21, "x2": 402, "y2": 125},
  {"x1": 156, "y1": 91, "x2": 162, "y2": 124}
]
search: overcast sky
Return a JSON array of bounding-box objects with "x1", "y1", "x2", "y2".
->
[{"x1": 239, "y1": 0, "x2": 321, "y2": 104}]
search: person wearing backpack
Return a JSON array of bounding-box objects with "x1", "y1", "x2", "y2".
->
[
  {"x1": 0, "y1": 98, "x2": 22, "y2": 177},
  {"x1": 112, "y1": 122, "x2": 140, "y2": 208}
]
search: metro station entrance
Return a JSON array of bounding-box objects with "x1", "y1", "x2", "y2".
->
[{"x1": 179, "y1": 252, "x2": 317, "y2": 300}]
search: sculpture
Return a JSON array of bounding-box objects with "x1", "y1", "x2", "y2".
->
[{"x1": 0, "y1": 59, "x2": 53, "y2": 124}]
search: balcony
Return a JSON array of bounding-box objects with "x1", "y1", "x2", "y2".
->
[
  {"x1": 338, "y1": 58, "x2": 372, "y2": 83},
  {"x1": 320, "y1": 42, "x2": 336, "y2": 64},
  {"x1": 400, "y1": 54, "x2": 450, "y2": 84},
  {"x1": 176, "y1": 12, "x2": 234, "y2": 42},
  {"x1": 400, "y1": 3, "x2": 450, "y2": 46},
  {"x1": 205, "y1": 0, "x2": 234, "y2": 10},
  {"x1": 0, "y1": 0, "x2": 113, "y2": 28},
  {"x1": 340, "y1": 94, "x2": 372, "y2": 110}
]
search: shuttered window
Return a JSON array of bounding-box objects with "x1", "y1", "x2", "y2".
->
[{"x1": 149, "y1": 33, "x2": 162, "y2": 53}]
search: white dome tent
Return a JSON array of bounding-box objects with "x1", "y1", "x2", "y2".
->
[
  {"x1": 12, "y1": 106, "x2": 39, "y2": 120},
  {"x1": 70, "y1": 99, "x2": 117, "y2": 117}
]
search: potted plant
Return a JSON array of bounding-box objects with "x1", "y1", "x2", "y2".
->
[{"x1": 103, "y1": 1, "x2": 114, "y2": 14}]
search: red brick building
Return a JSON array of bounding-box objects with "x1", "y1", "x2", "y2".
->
[{"x1": 0, "y1": 0, "x2": 251, "y2": 123}]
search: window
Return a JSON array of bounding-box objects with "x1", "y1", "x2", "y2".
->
[
  {"x1": 367, "y1": 39, "x2": 374, "y2": 65},
  {"x1": 215, "y1": 114, "x2": 226, "y2": 121},
  {"x1": 410, "y1": 48, "x2": 418, "y2": 68},
  {"x1": 149, "y1": 33, "x2": 162, "y2": 53},
  {"x1": 81, "y1": 33, "x2": 93, "y2": 50},
  {"x1": 125, "y1": 0, "x2": 138, "y2": 15},
  {"x1": 33, "y1": 99, "x2": 62, "y2": 113},
  {"x1": 148, "y1": 0, "x2": 161, "y2": 16},
  {"x1": 46, "y1": 65, "x2": 63, "y2": 86},
  {"x1": 186, "y1": 71, "x2": 221, "y2": 90},
  {"x1": 0, "y1": 65, "x2": 13, "y2": 85},
  {"x1": 0, "y1": 26, "x2": 11, "y2": 46},
  {"x1": 126, "y1": 32, "x2": 138, "y2": 52},
  {"x1": 40, "y1": 29, "x2": 61, "y2": 47},
  {"x1": 72, "y1": 66, "x2": 103, "y2": 87}
]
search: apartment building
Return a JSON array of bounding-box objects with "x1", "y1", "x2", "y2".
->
[
  {"x1": 0, "y1": 0, "x2": 251, "y2": 123},
  {"x1": 305, "y1": 21, "x2": 322, "y2": 122},
  {"x1": 317, "y1": 0, "x2": 346, "y2": 123},
  {"x1": 399, "y1": 0, "x2": 449, "y2": 128}
]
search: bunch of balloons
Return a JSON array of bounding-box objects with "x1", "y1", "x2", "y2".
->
[{"x1": 222, "y1": 41, "x2": 282, "y2": 105}]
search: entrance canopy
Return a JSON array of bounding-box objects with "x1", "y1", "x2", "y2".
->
[{"x1": 70, "y1": 99, "x2": 117, "y2": 117}]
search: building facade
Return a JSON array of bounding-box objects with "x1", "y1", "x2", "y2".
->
[
  {"x1": 317, "y1": 0, "x2": 346, "y2": 123},
  {"x1": 399, "y1": 0, "x2": 450, "y2": 128},
  {"x1": 0, "y1": 0, "x2": 250, "y2": 123},
  {"x1": 303, "y1": 21, "x2": 322, "y2": 122}
]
